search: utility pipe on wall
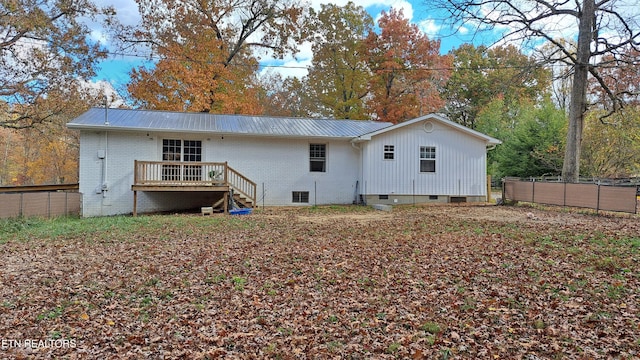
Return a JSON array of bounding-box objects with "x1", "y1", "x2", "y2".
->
[{"x1": 102, "y1": 96, "x2": 109, "y2": 199}]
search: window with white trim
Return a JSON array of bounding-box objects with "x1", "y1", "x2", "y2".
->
[
  {"x1": 309, "y1": 144, "x2": 326, "y2": 172},
  {"x1": 384, "y1": 145, "x2": 394, "y2": 160},
  {"x1": 420, "y1": 146, "x2": 436, "y2": 173}
]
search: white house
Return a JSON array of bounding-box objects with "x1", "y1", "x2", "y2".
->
[{"x1": 67, "y1": 108, "x2": 500, "y2": 217}]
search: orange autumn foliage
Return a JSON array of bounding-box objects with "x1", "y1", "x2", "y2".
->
[{"x1": 365, "y1": 8, "x2": 451, "y2": 124}]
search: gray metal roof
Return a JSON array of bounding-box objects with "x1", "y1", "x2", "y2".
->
[{"x1": 67, "y1": 108, "x2": 392, "y2": 139}]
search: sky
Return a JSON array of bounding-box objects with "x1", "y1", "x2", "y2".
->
[{"x1": 90, "y1": 0, "x2": 495, "y2": 94}]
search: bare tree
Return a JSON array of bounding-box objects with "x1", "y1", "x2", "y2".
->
[{"x1": 432, "y1": 0, "x2": 640, "y2": 182}]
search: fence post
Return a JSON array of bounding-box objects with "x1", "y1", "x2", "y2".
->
[
  {"x1": 487, "y1": 175, "x2": 491, "y2": 203},
  {"x1": 532, "y1": 178, "x2": 536, "y2": 203},
  {"x1": 596, "y1": 184, "x2": 601, "y2": 213}
]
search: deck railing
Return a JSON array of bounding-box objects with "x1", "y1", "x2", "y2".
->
[{"x1": 134, "y1": 160, "x2": 256, "y2": 207}]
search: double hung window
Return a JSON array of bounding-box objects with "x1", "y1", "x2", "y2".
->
[
  {"x1": 310, "y1": 144, "x2": 326, "y2": 172},
  {"x1": 420, "y1": 146, "x2": 436, "y2": 173}
]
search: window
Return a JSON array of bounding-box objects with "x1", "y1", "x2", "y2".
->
[
  {"x1": 310, "y1": 144, "x2": 326, "y2": 172},
  {"x1": 163, "y1": 139, "x2": 182, "y2": 161},
  {"x1": 292, "y1": 191, "x2": 309, "y2": 203},
  {"x1": 379, "y1": 195, "x2": 389, "y2": 200},
  {"x1": 183, "y1": 140, "x2": 202, "y2": 162},
  {"x1": 420, "y1": 146, "x2": 436, "y2": 173},
  {"x1": 162, "y1": 139, "x2": 202, "y2": 181},
  {"x1": 384, "y1": 145, "x2": 394, "y2": 160}
]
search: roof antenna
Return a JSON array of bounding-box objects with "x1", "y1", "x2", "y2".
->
[{"x1": 103, "y1": 95, "x2": 110, "y2": 126}]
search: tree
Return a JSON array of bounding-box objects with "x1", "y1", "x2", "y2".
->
[
  {"x1": 0, "y1": 86, "x2": 105, "y2": 185},
  {"x1": 0, "y1": 0, "x2": 113, "y2": 128},
  {"x1": 589, "y1": 48, "x2": 640, "y2": 110},
  {"x1": 365, "y1": 8, "x2": 450, "y2": 124},
  {"x1": 484, "y1": 97, "x2": 566, "y2": 178},
  {"x1": 123, "y1": 0, "x2": 307, "y2": 113},
  {"x1": 258, "y1": 71, "x2": 313, "y2": 117},
  {"x1": 581, "y1": 108, "x2": 640, "y2": 178},
  {"x1": 304, "y1": 2, "x2": 373, "y2": 119},
  {"x1": 443, "y1": 43, "x2": 550, "y2": 129},
  {"x1": 432, "y1": 0, "x2": 640, "y2": 182}
]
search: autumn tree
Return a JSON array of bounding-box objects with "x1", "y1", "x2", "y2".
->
[
  {"x1": 258, "y1": 72, "x2": 313, "y2": 117},
  {"x1": 431, "y1": 0, "x2": 640, "y2": 182},
  {"x1": 303, "y1": 2, "x2": 373, "y2": 119},
  {"x1": 589, "y1": 47, "x2": 640, "y2": 110},
  {"x1": 0, "y1": 0, "x2": 113, "y2": 128},
  {"x1": 123, "y1": 0, "x2": 307, "y2": 114},
  {"x1": 581, "y1": 108, "x2": 640, "y2": 178},
  {"x1": 365, "y1": 8, "x2": 450, "y2": 124},
  {"x1": 443, "y1": 44, "x2": 551, "y2": 129},
  {"x1": 0, "y1": 86, "x2": 106, "y2": 185}
]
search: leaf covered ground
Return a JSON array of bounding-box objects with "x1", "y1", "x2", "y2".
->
[{"x1": 1, "y1": 204, "x2": 639, "y2": 359}]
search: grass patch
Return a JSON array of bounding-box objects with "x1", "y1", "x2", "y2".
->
[{"x1": 0, "y1": 215, "x2": 165, "y2": 243}]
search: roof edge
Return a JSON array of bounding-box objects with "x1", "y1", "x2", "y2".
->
[{"x1": 351, "y1": 113, "x2": 501, "y2": 145}]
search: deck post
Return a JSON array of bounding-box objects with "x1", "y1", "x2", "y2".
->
[
  {"x1": 223, "y1": 190, "x2": 229, "y2": 214},
  {"x1": 133, "y1": 190, "x2": 138, "y2": 216}
]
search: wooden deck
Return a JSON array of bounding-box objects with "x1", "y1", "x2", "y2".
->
[{"x1": 131, "y1": 161, "x2": 256, "y2": 215}]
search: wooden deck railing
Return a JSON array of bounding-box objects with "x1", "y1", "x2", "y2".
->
[{"x1": 133, "y1": 160, "x2": 256, "y2": 207}]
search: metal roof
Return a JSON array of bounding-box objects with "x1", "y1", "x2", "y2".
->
[{"x1": 67, "y1": 108, "x2": 393, "y2": 139}]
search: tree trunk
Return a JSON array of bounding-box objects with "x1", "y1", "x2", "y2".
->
[{"x1": 562, "y1": 0, "x2": 595, "y2": 183}]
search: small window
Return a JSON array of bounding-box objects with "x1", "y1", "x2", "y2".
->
[
  {"x1": 292, "y1": 191, "x2": 310, "y2": 203},
  {"x1": 420, "y1": 146, "x2": 436, "y2": 173},
  {"x1": 383, "y1": 145, "x2": 394, "y2": 160},
  {"x1": 310, "y1": 144, "x2": 326, "y2": 172},
  {"x1": 429, "y1": 195, "x2": 438, "y2": 200},
  {"x1": 379, "y1": 195, "x2": 389, "y2": 200}
]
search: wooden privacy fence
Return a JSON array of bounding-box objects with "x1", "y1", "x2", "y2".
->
[
  {"x1": 503, "y1": 179, "x2": 638, "y2": 214},
  {"x1": 0, "y1": 184, "x2": 81, "y2": 219}
]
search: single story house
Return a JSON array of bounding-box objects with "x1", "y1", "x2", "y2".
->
[{"x1": 67, "y1": 108, "x2": 501, "y2": 217}]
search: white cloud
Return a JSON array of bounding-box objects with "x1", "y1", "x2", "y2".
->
[
  {"x1": 419, "y1": 19, "x2": 441, "y2": 38},
  {"x1": 81, "y1": 80, "x2": 126, "y2": 107}
]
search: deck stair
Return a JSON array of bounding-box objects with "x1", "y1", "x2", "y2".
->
[{"x1": 132, "y1": 161, "x2": 257, "y2": 215}]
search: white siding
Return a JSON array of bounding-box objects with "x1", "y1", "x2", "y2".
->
[
  {"x1": 360, "y1": 120, "x2": 488, "y2": 197},
  {"x1": 79, "y1": 131, "x2": 157, "y2": 217},
  {"x1": 203, "y1": 135, "x2": 360, "y2": 206},
  {"x1": 79, "y1": 130, "x2": 360, "y2": 216}
]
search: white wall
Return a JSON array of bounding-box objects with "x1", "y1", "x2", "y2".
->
[
  {"x1": 202, "y1": 134, "x2": 360, "y2": 206},
  {"x1": 79, "y1": 130, "x2": 361, "y2": 216},
  {"x1": 79, "y1": 131, "x2": 157, "y2": 217},
  {"x1": 360, "y1": 119, "x2": 488, "y2": 198}
]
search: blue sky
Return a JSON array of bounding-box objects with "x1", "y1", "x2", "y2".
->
[{"x1": 91, "y1": 0, "x2": 496, "y2": 92}]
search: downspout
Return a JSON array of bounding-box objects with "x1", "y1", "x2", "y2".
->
[
  {"x1": 102, "y1": 97, "x2": 109, "y2": 198},
  {"x1": 351, "y1": 138, "x2": 364, "y2": 205}
]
